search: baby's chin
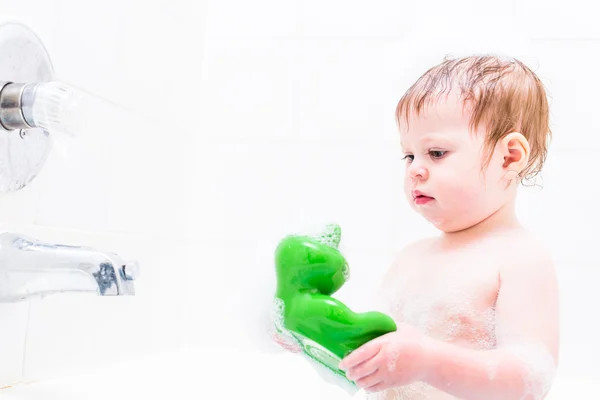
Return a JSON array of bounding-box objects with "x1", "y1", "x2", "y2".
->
[
  {"x1": 429, "y1": 217, "x2": 453, "y2": 232},
  {"x1": 413, "y1": 210, "x2": 448, "y2": 231},
  {"x1": 424, "y1": 214, "x2": 472, "y2": 233},
  {"x1": 410, "y1": 199, "x2": 477, "y2": 232}
]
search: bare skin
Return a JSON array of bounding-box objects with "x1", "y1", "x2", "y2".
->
[{"x1": 367, "y1": 226, "x2": 558, "y2": 400}]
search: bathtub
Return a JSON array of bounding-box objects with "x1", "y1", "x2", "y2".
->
[
  {"x1": 0, "y1": 346, "x2": 358, "y2": 400},
  {"x1": 1, "y1": 343, "x2": 597, "y2": 400},
  {"x1": 1, "y1": 259, "x2": 596, "y2": 399}
]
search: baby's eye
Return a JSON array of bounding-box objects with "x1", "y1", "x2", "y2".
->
[
  {"x1": 429, "y1": 150, "x2": 447, "y2": 159},
  {"x1": 401, "y1": 154, "x2": 414, "y2": 162}
]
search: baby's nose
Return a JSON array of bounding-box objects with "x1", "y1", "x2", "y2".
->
[{"x1": 408, "y1": 163, "x2": 428, "y2": 180}]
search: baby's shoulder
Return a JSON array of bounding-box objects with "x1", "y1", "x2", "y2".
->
[
  {"x1": 495, "y1": 229, "x2": 551, "y2": 256},
  {"x1": 490, "y1": 229, "x2": 554, "y2": 274}
]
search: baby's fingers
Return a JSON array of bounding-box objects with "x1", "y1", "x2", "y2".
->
[
  {"x1": 346, "y1": 355, "x2": 379, "y2": 382},
  {"x1": 339, "y1": 341, "x2": 382, "y2": 371}
]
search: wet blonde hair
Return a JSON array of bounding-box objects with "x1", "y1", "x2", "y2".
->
[{"x1": 395, "y1": 54, "x2": 551, "y2": 186}]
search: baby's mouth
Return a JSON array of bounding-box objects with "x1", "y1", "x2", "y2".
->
[{"x1": 414, "y1": 194, "x2": 434, "y2": 204}]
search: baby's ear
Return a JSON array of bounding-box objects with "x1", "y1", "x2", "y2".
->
[{"x1": 500, "y1": 132, "x2": 530, "y2": 180}]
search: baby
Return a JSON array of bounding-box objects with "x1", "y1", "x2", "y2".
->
[{"x1": 338, "y1": 55, "x2": 560, "y2": 399}]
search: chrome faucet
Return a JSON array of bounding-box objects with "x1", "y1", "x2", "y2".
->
[{"x1": 0, "y1": 232, "x2": 139, "y2": 302}]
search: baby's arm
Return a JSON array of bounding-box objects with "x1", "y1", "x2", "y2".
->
[{"x1": 422, "y1": 247, "x2": 559, "y2": 400}]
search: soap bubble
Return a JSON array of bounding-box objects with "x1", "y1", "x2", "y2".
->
[
  {"x1": 308, "y1": 223, "x2": 342, "y2": 249},
  {"x1": 268, "y1": 297, "x2": 302, "y2": 352}
]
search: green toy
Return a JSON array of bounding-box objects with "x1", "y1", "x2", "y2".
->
[{"x1": 272, "y1": 223, "x2": 397, "y2": 393}]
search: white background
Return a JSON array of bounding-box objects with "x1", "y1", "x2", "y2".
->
[{"x1": 0, "y1": 0, "x2": 598, "y2": 397}]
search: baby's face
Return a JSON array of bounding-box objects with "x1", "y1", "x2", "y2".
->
[{"x1": 399, "y1": 92, "x2": 510, "y2": 233}]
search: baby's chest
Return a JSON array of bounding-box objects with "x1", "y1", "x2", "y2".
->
[{"x1": 382, "y1": 251, "x2": 500, "y2": 347}]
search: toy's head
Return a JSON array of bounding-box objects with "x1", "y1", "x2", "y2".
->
[{"x1": 274, "y1": 224, "x2": 349, "y2": 296}]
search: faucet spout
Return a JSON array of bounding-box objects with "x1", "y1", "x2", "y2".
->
[{"x1": 0, "y1": 232, "x2": 139, "y2": 302}]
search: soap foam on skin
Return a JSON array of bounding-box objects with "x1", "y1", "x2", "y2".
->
[
  {"x1": 503, "y1": 342, "x2": 557, "y2": 400},
  {"x1": 359, "y1": 287, "x2": 499, "y2": 399},
  {"x1": 386, "y1": 347, "x2": 400, "y2": 373},
  {"x1": 363, "y1": 289, "x2": 556, "y2": 400}
]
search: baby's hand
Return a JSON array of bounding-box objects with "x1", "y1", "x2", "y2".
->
[{"x1": 339, "y1": 322, "x2": 431, "y2": 393}]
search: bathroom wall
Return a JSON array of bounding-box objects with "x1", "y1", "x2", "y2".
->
[{"x1": 0, "y1": 0, "x2": 598, "y2": 394}]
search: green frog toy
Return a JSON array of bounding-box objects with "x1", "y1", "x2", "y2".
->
[{"x1": 271, "y1": 223, "x2": 397, "y2": 393}]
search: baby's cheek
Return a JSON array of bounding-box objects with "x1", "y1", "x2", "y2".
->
[
  {"x1": 441, "y1": 179, "x2": 482, "y2": 209},
  {"x1": 449, "y1": 184, "x2": 492, "y2": 222}
]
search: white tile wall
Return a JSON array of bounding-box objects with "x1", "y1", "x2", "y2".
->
[
  {"x1": 188, "y1": 141, "x2": 400, "y2": 245},
  {"x1": 524, "y1": 40, "x2": 600, "y2": 151},
  {"x1": 516, "y1": 0, "x2": 600, "y2": 40},
  {"x1": 555, "y1": 262, "x2": 600, "y2": 378},
  {"x1": 1, "y1": 0, "x2": 599, "y2": 394},
  {"x1": 516, "y1": 149, "x2": 600, "y2": 261}
]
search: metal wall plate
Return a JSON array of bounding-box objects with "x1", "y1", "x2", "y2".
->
[{"x1": 0, "y1": 22, "x2": 54, "y2": 192}]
